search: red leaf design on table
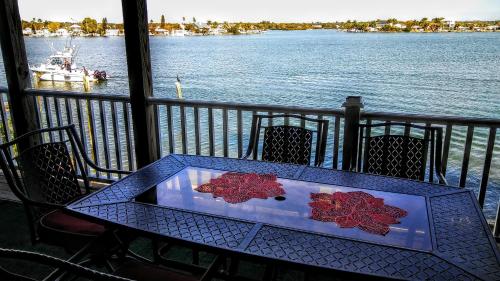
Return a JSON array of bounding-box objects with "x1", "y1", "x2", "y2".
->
[
  {"x1": 309, "y1": 191, "x2": 407, "y2": 236},
  {"x1": 195, "y1": 172, "x2": 285, "y2": 204}
]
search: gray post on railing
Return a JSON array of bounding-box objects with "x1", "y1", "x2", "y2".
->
[
  {"x1": 121, "y1": 0, "x2": 159, "y2": 168},
  {"x1": 342, "y1": 96, "x2": 364, "y2": 171},
  {"x1": 0, "y1": 0, "x2": 39, "y2": 140}
]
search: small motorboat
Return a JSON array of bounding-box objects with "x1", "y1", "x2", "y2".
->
[{"x1": 30, "y1": 40, "x2": 107, "y2": 83}]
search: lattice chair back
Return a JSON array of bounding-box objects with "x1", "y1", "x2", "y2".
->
[
  {"x1": 0, "y1": 125, "x2": 90, "y2": 244},
  {"x1": 357, "y1": 122, "x2": 446, "y2": 184},
  {"x1": 244, "y1": 114, "x2": 329, "y2": 167}
]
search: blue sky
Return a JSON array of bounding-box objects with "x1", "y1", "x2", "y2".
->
[{"x1": 19, "y1": 0, "x2": 500, "y2": 22}]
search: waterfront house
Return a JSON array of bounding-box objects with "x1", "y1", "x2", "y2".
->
[
  {"x1": 55, "y1": 28, "x2": 69, "y2": 37},
  {"x1": 154, "y1": 27, "x2": 169, "y2": 35},
  {"x1": 444, "y1": 20, "x2": 456, "y2": 29},
  {"x1": 105, "y1": 29, "x2": 120, "y2": 36},
  {"x1": 70, "y1": 24, "x2": 82, "y2": 35},
  {"x1": 22, "y1": 27, "x2": 32, "y2": 35},
  {"x1": 486, "y1": 25, "x2": 499, "y2": 31},
  {"x1": 393, "y1": 23, "x2": 406, "y2": 29}
]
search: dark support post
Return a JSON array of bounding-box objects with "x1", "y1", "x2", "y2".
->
[
  {"x1": 121, "y1": 0, "x2": 159, "y2": 168},
  {"x1": 0, "y1": 0, "x2": 39, "y2": 139},
  {"x1": 342, "y1": 96, "x2": 364, "y2": 171}
]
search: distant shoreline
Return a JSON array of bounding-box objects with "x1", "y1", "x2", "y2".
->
[{"x1": 22, "y1": 17, "x2": 499, "y2": 37}]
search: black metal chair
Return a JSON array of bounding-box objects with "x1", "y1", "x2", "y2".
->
[
  {"x1": 0, "y1": 248, "x2": 220, "y2": 281},
  {"x1": 244, "y1": 114, "x2": 329, "y2": 167},
  {"x1": 0, "y1": 125, "x2": 132, "y2": 252},
  {"x1": 356, "y1": 122, "x2": 447, "y2": 184}
]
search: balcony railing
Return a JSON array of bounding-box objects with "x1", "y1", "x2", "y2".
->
[{"x1": 0, "y1": 86, "x2": 499, "y2": 238}]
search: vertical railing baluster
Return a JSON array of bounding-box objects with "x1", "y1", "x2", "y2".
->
[
  {"x1": 300, "y1": 114, "x2": 306, "y2": 128},
  {"x1": 180, "y1": 105, "x2": 187, "y2": 154},
  {"x1": 53, "y1": 98, "x2": 63, "y2": 140},
  {"x1": 404, "y1": 121, "x2": 411, "y2": 136},
  {"x1": 223, "y1": 108, "x2": 228, "y2": 157},
  {"x1": 332, "y1": 116, "x2": 340, "y2": 169},
  {"x1": 153, "y1": 105, "x2": 162, "y2": 157},
  {"x1": 441, "y1": 123, "x2": 453, "y2": 176},
  {"x1": 123, "y1": 102, "x2": 134, "y2": 171},
  {"x1": 166, "y1": 105, "x2": 174, "y2": 154},
  {"x1": 237, "y1": 109, "x2": 243, "y2": 158},
  {"x1": 99, "y1": 101, "x2": 111, "y2": 178},
  {"x1": 110, "y1": 102, "x2": 123, "y2": 177},
  {"x1": 384, "y1": 120, "x2": 391, "y2": 135},
  {"x1": 478, "y1": 127, "x2": 496, "y2": 207},
  {"x1": 65, "y1": 98, "x2": 74, "y2": 126},
  {"x1": 43, "y1": 96, "x2": 54, "y2": 142},
  {"x1": 208, "y1": 108, "x2": 215, "y2": 156},
  {"x1": 87, "y1": 100, "x2": 100, "y2": 178},
  {"x1": 76, "y1": 100, "x2": 89, "y2": 175},
  {"x1": 194, "y1": 106, "x2": 201, "y2": 155},
  {"x1": 459, "y1": 125, "x2": 474, "y2": 188}
]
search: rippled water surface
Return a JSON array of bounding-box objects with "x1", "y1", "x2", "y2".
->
[{"x1": 0, "y1": 30, "x2": 499, "y2": 217}]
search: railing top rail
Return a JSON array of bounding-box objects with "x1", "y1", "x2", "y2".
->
[
  {"x1": 24, "y1": 89, "x2": 130, "y2": 103},
  {"x1": 148, "y1": 96, "x2": 345, "y2": 116},
  {"x1": 22, "y1": 89, "x2": 500, "y2": 127},
  {"x1": 363, "y1": 111, "x2": 500, "y2": 127}
]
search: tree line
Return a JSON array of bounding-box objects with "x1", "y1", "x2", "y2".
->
[{"x1": 22, "y1": 16, "x2": 499, "y2": 35}]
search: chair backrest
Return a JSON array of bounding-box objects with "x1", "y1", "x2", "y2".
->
[
  {"x1": 245, "y1": 114, "x2": 329, "y2": 166},
  {"x1": 357, "y1": 122, "x2": 444, "y2": 183},
  {"x1": 0, "y1": 125, "x2": 90, "y2": 244},
  {"x1": 0, "y1": 248, "x2": 132, "y2": 281}
]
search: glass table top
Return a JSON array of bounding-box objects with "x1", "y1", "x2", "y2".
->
[{"x1": 136, "y1": 166, "x2": 432, "y2": 251}]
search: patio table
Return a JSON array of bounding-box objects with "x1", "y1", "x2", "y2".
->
[{"x1": 67, "y1": 155, "x2": 500, "y2": 280}]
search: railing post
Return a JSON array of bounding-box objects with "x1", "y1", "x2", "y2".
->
[
  {"x1": 121, "y1": 0, "x2": 159, "y2": 168},
  {"x1": 0, "y1": 0, "x2": 39, "y2": 141},
  {"x1": 342, "y1": 96, "x2": 364, "y2": 171}
]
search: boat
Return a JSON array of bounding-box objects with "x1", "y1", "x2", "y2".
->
[{"x1": 30, "y1": 39, "x2": 107, "y2": 83}]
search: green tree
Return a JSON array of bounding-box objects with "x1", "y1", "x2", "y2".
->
[
  {"x1": 192, "y1": 17, "x2": 196, "y2": 23},
  {"x1": 47, "y1": 22, "x2": 60, "y2": 33},
  {"x1": 100, "y1": 17, "x2": 108, "y2": 35},
  {"x1": 160, "y1": 14, "x2": 165, "y2": 28},
  {"x1": 81, "y1": 17, "x2": 98, "y2": 34}
]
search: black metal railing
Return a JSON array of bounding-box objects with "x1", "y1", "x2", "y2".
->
[{"x1": 0, "y1": 86, "x2": 499, "y2": 236}]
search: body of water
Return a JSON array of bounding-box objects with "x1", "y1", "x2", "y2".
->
[{"x1": 0, "y1": 30, "x2": 499, "y2": 217}]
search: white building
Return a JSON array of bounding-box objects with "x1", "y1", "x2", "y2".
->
[
  {"x1": 37, "y1": 28, "x2": 51, "y2": 37},
  {"x1": 444, "y1": 20, "x2": 456, "y2": 29},
  {"x1": 154, "y1": 28, "x2": 168, "y2": 35},
  {"x1": 22, "y1": 27, "x2": 32, "y2": 35},
  {"x1": 70, "y1": 24, "x2": 81, "y2": 35},
  {"x1": 393, "y1": 23, "x2": 406, "y2": 29},
  {"x1": 105, "y1": 29, "x2": 120, "y2": 36},
  {"x1": 56, "y1": 28, "x2": 69, "y2": 37}
]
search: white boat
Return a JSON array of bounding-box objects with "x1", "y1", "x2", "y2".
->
[{"x1": 30, "y1": 41, "x2": 107, "y2": 83}]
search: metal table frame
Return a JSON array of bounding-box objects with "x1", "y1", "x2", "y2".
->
[{"x1": 68, "y1": 155, "x2": 500, "y2": 280}]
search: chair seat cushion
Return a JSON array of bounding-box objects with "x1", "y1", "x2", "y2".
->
[
  {"x1": 40, "y1": 209, "x2": 105, "y2": 236},
  {"x1": 114, "y1": 260, "x2": 199, "y2": 281}
]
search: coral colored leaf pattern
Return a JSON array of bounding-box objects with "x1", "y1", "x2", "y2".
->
[
  {"x1": 309, "y1": 191, "x2": 408, "y2": 236},
  {"x1": 195, "y1": 172, "x2": 285, "y2": 204}
]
